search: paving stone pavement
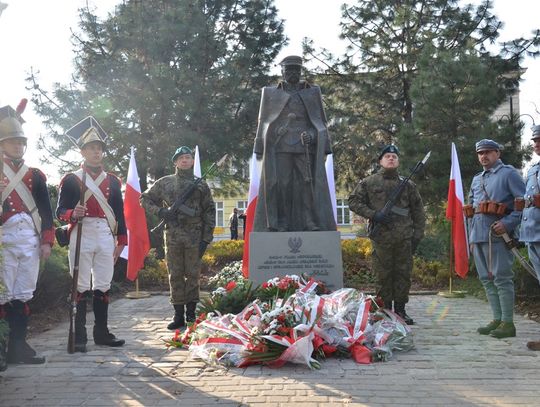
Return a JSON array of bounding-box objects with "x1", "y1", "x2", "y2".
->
[{"x1": 1, "y1": 294, "x2": 540, "y2": 406}]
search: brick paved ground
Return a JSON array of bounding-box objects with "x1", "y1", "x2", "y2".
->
[{"x1": 1, "y1": 294, "x2": 540, "y2": 406}]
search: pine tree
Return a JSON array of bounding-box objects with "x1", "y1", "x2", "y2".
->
[
  {"x1": 304, "y1": 0, "x2": 539, "y2": 202},
  {"x1": 29, "y1": 0, "x2": 286, "y2": 188}
]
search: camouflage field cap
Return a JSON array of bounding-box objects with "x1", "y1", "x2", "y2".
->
[
  {"x1": 531, "y1": 125, "x2": 540, "y2": 140},
  {"x1": 475, "y1": 139, "x2": 500, "y2": 152},
  {"x1": 172, "y1": 146, "x2": 193, "y2": 162},
  {"x1": 378, "y1": 144, "x2": 400, "y2": 160},
  {"x1": 0, "y1": 105, "x2": 26, "y2": 142},
  {"x1": 66, "y1": 116, "x2": 108, "y2": 149}
]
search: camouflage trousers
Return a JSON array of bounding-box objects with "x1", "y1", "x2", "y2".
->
[
  {"x1": 371, "y1": 239, "x2": 413, "y2": 304},
  {"x1": 164, "y1": 239, "x2": 201, "y2": 305}
]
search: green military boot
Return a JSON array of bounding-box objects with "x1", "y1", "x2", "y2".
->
[
  {"x1": 489, "y1": 322, "x2": 516, "y2": 339},
  {"x1": 477, "y1": 320, "x2": 501, "y2": 335}
]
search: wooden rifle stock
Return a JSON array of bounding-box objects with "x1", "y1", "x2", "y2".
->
[{"x1": 68, "y1": 169, "x2": 86, "y2": 354}]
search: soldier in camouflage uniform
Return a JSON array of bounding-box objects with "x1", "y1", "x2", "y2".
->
[
  {"x1": 141, "y1": 146, "x2": 215, "y2": 330},
  {"x1": 349, "y1": 145, "x2": 425, "y2": 324}
]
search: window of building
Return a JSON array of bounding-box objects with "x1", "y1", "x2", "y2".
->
[
  {"x1": 237, "y1": 200, "x2": 248, "y2": 214},
  {"x1": 215, "y1": 201, "x2": 224, "y2": 227},
  {"x1": 337, "y1": 199, "x2": 351, "y2": 225}
]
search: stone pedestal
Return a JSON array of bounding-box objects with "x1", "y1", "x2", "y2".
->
[{"x1": 248, "y1": 231, "x2": 343, "y2": 290}]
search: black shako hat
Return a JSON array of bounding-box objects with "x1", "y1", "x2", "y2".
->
[{"x1": 66, "y1": 116, "x2": 108, "y2": 149}]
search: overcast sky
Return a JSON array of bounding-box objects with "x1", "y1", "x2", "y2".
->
[{"x1": 1, "y1": 0, "x2": 539, "y2": 181}]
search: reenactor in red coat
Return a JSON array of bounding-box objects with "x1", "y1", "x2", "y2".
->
[
  {"x1": 56, "y1": 117, "x2": 127, "y2": 352},
  {"x1": 0, "y1": 102, "x2": 54, "y2": 366}
]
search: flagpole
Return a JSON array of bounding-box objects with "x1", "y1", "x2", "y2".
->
[
  {"x1": 439, "y1": 207, "x2": 465, "y2": 298},
  {"x1": 126, "y1": 278, "x2": 151, "y2": 299},
  {"x1": 439, "y1": 143, "x2": 466, "y2": 298}
]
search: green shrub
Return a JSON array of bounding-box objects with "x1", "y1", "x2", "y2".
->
[
  {"x1": 32, "y1": 244, "x2": 71, "y2": 312},
  {"x1": 341, "y1": 238, "x2": 376, "y2": 288},
  {"x1": 412, "y1": 257, "x2": 449, "y2": 288},
  {"x1": 137, "y1": 249, "x2": 169, "y2": 289},
  {"x1": 202, "y1": 240, "x2": 244, "y2": 268}
]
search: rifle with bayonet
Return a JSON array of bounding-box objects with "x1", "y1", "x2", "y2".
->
[
  {"x1": 151, "y1": 154, "x2": 227, "y2": 233},
  {"x1": 368, "y1": 151, "x2": 431, "y2": 239}
]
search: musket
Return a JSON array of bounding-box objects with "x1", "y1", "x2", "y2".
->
[
  {"x1": 498, "y1": 230, "x2": 538, "y2": 280},
  {"x1": 369, "y1": 151, "x2": 431, "y2": 239},
  {"x1": 68, "y1": 169, "x2": 87, "y2": 354},
  {"x1": 151, "y1": 154, "x2": 227, "y2": 234}
]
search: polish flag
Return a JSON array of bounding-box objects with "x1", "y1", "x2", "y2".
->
[
  {"x1": 124, "y1": 146, "x2": 151, "y2": 281},
  {"x1": 325, "y1": 153, "x2": 337, "y2": 224},
  {"x1": 242, "y1": 153, "x2": 262, "y2": 277},
  {"x1": 446, "y1": 143, "x2": 469, "y2": 278},
  {"x1": 194, "y1": 145, "x2": 202, "y2": 178}
]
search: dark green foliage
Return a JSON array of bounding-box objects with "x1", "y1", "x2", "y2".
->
[
  {"x1": 31, "y1": 245, "x2": 71, "y2": 312},
  {"x1": 29, "y1": 0, "x2": 286, "y2": 189},
  {"x1": 304, "y1": 0, "x2": 539, "y2": 200}
]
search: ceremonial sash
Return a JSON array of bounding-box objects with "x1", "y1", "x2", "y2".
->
[
  {"x1": 74, "y1": 169, "x2": 118, "y2": 234},
  {"x1": 2, "y1": 164, "x2": 42, "y2": 234}
]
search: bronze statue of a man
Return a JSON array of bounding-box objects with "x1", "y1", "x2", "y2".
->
[{"x1": 253, "y1": 55, "x2": 336, "y2": 232}]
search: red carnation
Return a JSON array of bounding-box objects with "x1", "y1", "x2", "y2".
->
[{"x1": 225, "y1": 281, "x2": 237, "y2": 292}]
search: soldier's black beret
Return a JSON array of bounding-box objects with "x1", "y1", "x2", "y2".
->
[
  {"x1": 378, "y1": 145, "x2": 400, "y2": 160},
  {"x1": 172, "y1": 146, "x2": 193, "y2": 162}
]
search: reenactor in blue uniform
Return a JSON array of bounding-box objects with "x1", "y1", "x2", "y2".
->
[
  {"x1": 57, "y1": 117, "x2": 127, "y2": 352},
  {"x1": 349, "y1": 145, "x2": 426, "y2": 325},
  {"x1": 0, "y1": 103, "x2": 54, "y2": 366},
  {"x1": 468, "y1": 139, "x2": 525, "y2": 339},
  {"x1": 141, "y1": 146, "x2": 215, "y2": 330},
  {"x1": 519, "y1": 126, "x2": 540, "y2": 350}
]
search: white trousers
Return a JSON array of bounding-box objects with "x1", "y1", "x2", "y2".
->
[
  {"x1": 0, "y1": 213, "x2": 40, "y2": 304},
  {"x1": 69, "y1": 217, "x2": 114, "y2": 292}
]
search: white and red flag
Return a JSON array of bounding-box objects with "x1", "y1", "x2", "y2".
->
[
  {"x1": 194, "y1": 145, "x2": 202, "y2": 178},
  {"x1": 242, "y1": 153, "x2": 262, "y2": 278},
  {"x1": 325, "y1": 153, "x2": 337, "y2": 224},
  {"x1": 123, "y1": 146, "x2": 151, "y2": 281},
  {"x1": 446, "y1": 143, "x2": 469, "y2": 278}
]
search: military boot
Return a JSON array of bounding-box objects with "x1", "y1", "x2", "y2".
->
[
  {"x1": 489, "y1": 322, "x2": 516, "y2": 339},
  {"x1": 167, "y1": 304, "x2": 185, "y2": 330},
  {"x1": 477, "y1": 320, "x2": 501, "y2": 335},
  {"x1": 185, "y1": 302, "x2": 197, "y2": 323},
  {"x1": 6, "y1": 301, "x2": 45, "y2": 364},
  {"x1": 74, "y1": 293, "x2": 89, "y2": 353},
  {"x1": 394, "y1": 302, "x2": 414, "y2": 325},
  {"x1": 527, "y1": 340, "x2": 540, "y2": 351},
  {"x1": 92, "y1": 291, "x2": 125, "y2": 347}
]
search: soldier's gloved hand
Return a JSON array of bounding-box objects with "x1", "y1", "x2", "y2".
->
[
  {"x1": 373, "y1": 211, "x2": 391, "y2": 224},
  {"x1": 199, "y1": 241, "x2": 209, "y2": 258},
  {"x1": 158, "y1": 208, "x2": 176, "y2": 221}
]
